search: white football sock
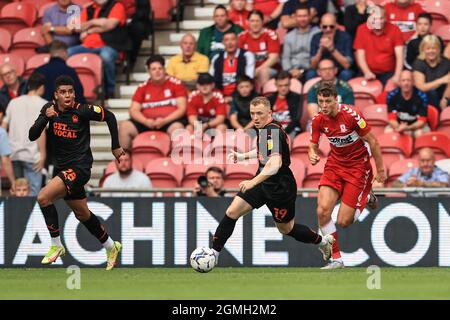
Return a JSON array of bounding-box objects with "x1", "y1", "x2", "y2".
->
[
  {"x1": 353, "y1": 209, "x2": 362, "y2": 222},
  {"x1": 103, "y1": 237, "x2": 114, "y2": 250},
  {"x1": 212, "y1": 249, "x2": 220, "y2": 258},
  {"x1": 320, "y1": 220, "x2": 336, "y2": 235},
  {"x1": 51, "y1": 236, "x2": 62, "y2": 247}
]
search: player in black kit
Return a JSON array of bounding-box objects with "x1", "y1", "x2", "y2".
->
[
  {"x1": 211, "y1": 96, "x2": 334, "y2": 266},
  {"x1": 29, "y1": 75, "x2": 125, "y2": 270}
]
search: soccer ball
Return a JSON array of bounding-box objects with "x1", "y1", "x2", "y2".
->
[{"x1": 190, "y1": 247, "x2": 216, "y2": 273}]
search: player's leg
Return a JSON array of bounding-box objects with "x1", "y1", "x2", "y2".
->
[
  {"x1": 65, "y1": 198, "x2": 121, "y2": 270},
  {"x1": 37, "y1": 176, "x2": 68, "y2": 264}
]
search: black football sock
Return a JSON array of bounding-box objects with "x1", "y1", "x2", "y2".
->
[
  {"x1": 287, "y1": 224, "x2": 322, "y2": 244},
  {"x1": 81, "y1": 212, "x2": 109, "y2": 244},
  {"x1": 40, "y1": 204, "x2": 60, "y2": 238},
  {"x1": 212, "y1": 215, "x2": 238, "y2": 252}
]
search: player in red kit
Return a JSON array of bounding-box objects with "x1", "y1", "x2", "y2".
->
[{"x1": 308, "y1": 82, "x2": 386, "y2": 269}]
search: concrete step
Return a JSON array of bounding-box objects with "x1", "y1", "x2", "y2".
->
[
  {"x1": 169, "y1": 32, "x2": 199, "y2": 43},
  {"x1": 92, "y1": 150, "x2": 115, "y2": 161},
  {"x1": 107, "y1": 98, "x2": 132, "y2": 109},
  {"x1": 194, "y1": 7, "x2": 215, "y2": 18},
  {"x1": 158, "y1": 45, "x2": 181, "y2": 56},
  {"x1": 181, "y1": 20, "x2": 213, "y2": 30},
  {"x1": 119, "y1": 85, "x2": 138, "y2": 98},
  {"x1": 91, "y1": 124, "x2": 110, "y2": 135},
  {"x1": 91, "y1": 137, "x2": 112, "y2": 150},
  {"x1": 88, "y1": 178, "x2": 100, "y2": 187}
]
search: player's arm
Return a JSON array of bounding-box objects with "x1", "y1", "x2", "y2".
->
[
  {"x1": 228, "y1": 148, "x2": 258, "y2": 162},
  {"x1": 103, "y1": 108, "x2": 125, "y2": 161},
  {"x1": 251, "y1": 154, "x2": 282, "y2": 185},
  {"x1": 29, "y1": 105, "x2": 54, "y2": 141},
  {"x1": 308, "y1": 115, "x2": 321, "y2": 165},
  {"x1": 361, "y1": 131, "x2": 387, "y2": 184},
  {"x1": 308, "y1": 143, "x2": 320, "y2": 165}
]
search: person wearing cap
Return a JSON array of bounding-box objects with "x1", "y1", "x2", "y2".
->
[{"x1": 186, "y1": 73, "x2": 228, "y2": 135}]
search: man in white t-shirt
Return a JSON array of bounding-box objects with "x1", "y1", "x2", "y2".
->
[
  {"x1": 2, "y1": 73, "x2": 47, "y2": 196},
  {"x1": 102, "y1": 149, "x2": 152, "y2": 197}
]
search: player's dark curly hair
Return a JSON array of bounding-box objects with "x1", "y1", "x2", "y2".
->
[
  {"x1": 54, "y1": 75, "x2": 75, "y2": 90},
  {"x1": 317, "y1": 81, "x2": 338, "y2": 97}
]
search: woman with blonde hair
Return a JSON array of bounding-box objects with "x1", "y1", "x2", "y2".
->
[{"x1": 412, "y1": 34, "x2": 450, "y2": 110}]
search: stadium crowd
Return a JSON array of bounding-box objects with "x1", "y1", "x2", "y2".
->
[{"x1": 0, "y1": 0, "x2": 449, "y2": 196}]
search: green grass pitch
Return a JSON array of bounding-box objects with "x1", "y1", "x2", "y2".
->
[{"x1": 1, "y1": 267, "x2": 449, "y2": 299}]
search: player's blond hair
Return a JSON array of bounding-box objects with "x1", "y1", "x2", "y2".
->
[{"x1": 250, "y1": 96, "x2": 271, "y2": 110}]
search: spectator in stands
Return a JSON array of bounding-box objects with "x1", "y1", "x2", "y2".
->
[
  {"x1": 354, "y1": 6, "x2": 404, "y2": 86},
  {"x1": 119, "y1": 55, "x2": 187, "y2": 150},
  {"x1": 405, "y1": 13, "x2": 445, "y2": 70},
  {"x1": 343, "y1": 0, "x2": 369, "y2": 39},
  {"x1": 412, "y1": 34, "x2": 450, "y2": 110},
  {"x1": 239, "y1": 10, "x2": 280, "y2": 90},
  {"x1": 11, "y1": 178, "x2": 31, "y2": 197},
  {"x1": 306, "y1": 59, "x2": 354, "y2": 119},
  {"x1": 282, "y1": 5, "x2": 320, "y2": 82},
  {"x1": 193, "y1": 166, "x2": 226, "y2": 197},
  {"x1": 186, "y1": 73, "x2": 228, "y2": 134},
  {"x1": 267, "y1": 71, "x2": 302, "y2": 136},
  {"x1": 40, "y1": 0, "x2": 81, "y2": 52},
  {"x1": 210, "y1": 32, "x2": 255, "y2": 103},
  {"x1": 0, "y1": 63, "x2": 27, "y2": 108},
  {"x1": 68, "y1": 0, "x2": 131, "y2": 99},
  {"x1": 102, "y1": 149, "x2": 152, "y2": 197},
  {"x1": 166, "y1": 33, "x2": 210, "y2": 90},
  {"x1": 2, "y1": 73, "x2": 47, "y2": 196},
  {"x1": 0, "y1": 127, "x2": 16, "y2": 194},
  {"x1": 246, "y1": 0, "x2": 285, "y2": 29},
  {"x1": 33, "y1": 40, "x2": 86, "y2": 104},
  {"x1": 229, "y1": 75, "x2": 257, "y2": 132},
  {"x1": 228, "y1": 0, "x2": 251, "y2": 30},
  {"x1": 384, "y1": 0, "x2": 424, "y2": 42},
  {"x1": 307, "y1": 13, "x2": 354, "y2": 81},
  {"x1": 385, "y1": 70, "x2": 429, "y2": 137},
  {"x1": 197, "y1": 5, "x2": 243, "y2": 60},
  {"x1": 281, "y1": 0, "x2": 328, "y2": 29},
  {"x1": 124, "y1": 0, "x2": 152, "y2": 71},
  {"x1": 392, "y1": 148, "x2": 449, "y2": 188}
]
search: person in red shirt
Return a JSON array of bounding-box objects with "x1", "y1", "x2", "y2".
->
[
  {"x1": 228, "y1": 0, "x2": 251, "y2": 29},
  {"x1": 68, "y1": 0, "x2": 130, "y2": 99},
  {"x1": 239, "y1": 10, "x2": 280, "y2": 92},
  {"x1": 247, "y1": 0, "x2": 286, "y2": 29},
  {"x1": 119, "y1": 55, "x2": 187, "y2": 150},
  {"x1": 309, "y1": 82, "x2": 386, "y2": 269},
  {"x1": 186, "y1": 73, "x2": 228, "y2": 134},
  {"x1": 384, "y1": 0, "x2": 424, "y2": 42},
  {"x1": 353, "y1": 5, "x2": 404, "y2": 87}
]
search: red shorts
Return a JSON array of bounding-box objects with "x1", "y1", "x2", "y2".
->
[{"x1": 319, "y1": 160, "x2": 373, "y2": 210}]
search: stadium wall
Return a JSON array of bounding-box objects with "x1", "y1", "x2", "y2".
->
[{"x1": 1, "y1": 197, "x2": 449, "y2": 267}]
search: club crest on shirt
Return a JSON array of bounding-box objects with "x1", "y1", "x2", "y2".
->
[
  {"x1": 324, "y1": 127, "x2": 329, "y2": 133},
  {"x1": 145, "y1": 94, "x2": 151, "y2": 100},
  {"x1": 164, "y1": 89, "x2": 172, "y2": 98},
  {"x1": 72, "y1": 115, "x2": 78, "y2": 123},
  {"x1": 259, "y1": 42, "x2": 266, "y2": 50},
  {"x1": 340, "y1": 124, "x2": 347, "y2": 132}
]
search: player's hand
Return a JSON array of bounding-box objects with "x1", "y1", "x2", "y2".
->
[
  {"x1": 308, "y1": 151, "x2": 320, "y2": 165},
  {"x1": 112, "y1": 147, "x2": 126, "y2": 163},
  {"x1": 228, "y1": 150, "x2": 245, "y2": 163},
  {"x1": 373, "y1": 169, "x2": 387, "y2": 184},
  {"x1": 45, "y1": 106, "x2": 58, "y2": 118},
  {"x1": 239, "y1": 180, "x2": 256, "y2": 193}
]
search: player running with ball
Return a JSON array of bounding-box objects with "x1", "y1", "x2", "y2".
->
[
  {"x1": 211, "y1": 96, "x2": 334, "y2": 266},
  {"x1": 309, "y1": 82, "x2": 386, "y2": 269},
  {"x1": 29, "y1": 75, "x2": 125, "y2": 270}
]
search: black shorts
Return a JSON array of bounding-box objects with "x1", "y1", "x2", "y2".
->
[
  {"x1": 237, "y1": 174, "x2": 297, "y2": 223},
  {"x1": 54, "y1": 167, "x2": 91, "y2": 200},
  {"x1": 130, "y1": 118, "x2": 188, "y2": 134}
]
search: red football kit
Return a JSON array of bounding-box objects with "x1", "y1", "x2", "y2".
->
[
  {"x1": 239, "y1": 29, "x2": 280, "y2": 68},
  {"x1": 187, "y1": 90, "x2": 227, "y2": 122},
  {"x1": 311, "y1": 104, "x2": 373, "y2": 210}
]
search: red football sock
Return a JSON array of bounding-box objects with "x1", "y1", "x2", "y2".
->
[{"x1": 331, "y1": 231, "x2": 342, "y2": 259}]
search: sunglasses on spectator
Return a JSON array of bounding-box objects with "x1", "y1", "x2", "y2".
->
[{"x1": 321, "y1": 25, "x2": 335, "y2": 29}]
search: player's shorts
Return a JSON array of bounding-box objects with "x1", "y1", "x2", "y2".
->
[
  {"x1": 237, "y1": 174, "x2": 297, "y2": 223},
  {"x1": 130, "y1": 118, "x2": 188, "y2": 134},
  {"x1": 54, "y1": 166, "x2": 91, "y2": 200},
  {"x1": 319, "y1": 160, "x2": 373, "y2": 211}
]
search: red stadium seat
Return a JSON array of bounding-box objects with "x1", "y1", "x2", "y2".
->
[
  {"x1": 131, "y1": 131, "x2": 171, "y2": 166},
  {"x1": 387, "y1": 158, "x2": 418, "y2": 186},
  {"x1": 0, "y1": 27, "x2": 11, "y2": 53},
  {"x1": 302, "y1": 77, "x2": 321, "y2": 95},
  {"x1": 9, "y1": 27, "x2": 45, "y2": 62},
  {"x1": 0, "y1": 2, "x2": 37, "y2": 36},
  {"x1": 437, "y1": 107, "x2": 450, "y2": 135},
  {"x1": 412, "y1": 132, "x2": 450, "y2": 160},
  {"x1": 150, "y1": 0, "x2": 174, "y2": 20},
  {"x1": 384, "y1": 79, "x2": 397, "y2": 93},
  {"x1": 171, "y1": 129, "x2": 210, "y2": 163},
  {"x1": 145, "y1": 157, "x2": 183, "y2": 188},
  {"x1": 224, "y1": 161, "x2": 259, "y2": 188},
  {"x1": 262, "y1": 78, "x2": 302, "y2": 95},
  {"x1": 67, "y1": 53, "x2": 102, "y2": 101},
  {"x1": 289, "y1": 158, "x2": 306, "y2": 188},
  {"x1": 427, "y1": 105, "x2": 439, "y2": 131},
  {"x1": 348, "y1": 78, "x2": 383, "y2": 111},
  {"x1": 422, "y1": 0, "x2": 450, "y2": 32},
  {"x1": 99, "y1": 158, "x2": 144, "y2": 187},
  {"x1": 361, "y1": 104, "x2": 388, "y2": 135},
  {"x1": 377, "y1": 132, "x2": 413, "y2": 169},
  {"x1": 303, "y1": 158, "x2": 326, "y2": 188},
  {"x1": 291, "y1": 131, "x2": 330, "y2": 165},
  {"x1": 181, "y1": 158, "x2": 225, "y2": 188},
  {"x1": 205, "y1": 130, "x2": 253, "y2": 163},
  {"x1": 23, "y1": 53, "x2": 50, "y2": 78},
  {"x1": 0, "y1": 53, "x2": 25, "y2": 76},
  {"x1": 434, "y1": 24, "x2": 450, "y2": 44},
  {"x1": 0, "y1": 0, "x2": 10, "y2": 12}
]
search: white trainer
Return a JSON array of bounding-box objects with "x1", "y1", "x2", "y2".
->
[
  {"x1": 320, "y1": 259, "x2": 345, "y2": 270},
  {"x1": 318, "y1": 234, "x2": 335, "y2": 261}
]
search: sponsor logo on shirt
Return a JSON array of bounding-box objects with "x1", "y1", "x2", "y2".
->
[
  {"x1": 142, "y1": 98, "x2": 177, "y2": 109},
  {"x1": 93, "y1": 106, "x2": 102, "y2": 114},
  {"x1": 327, "y1": 131, "x2": 360, "y2": 147}
]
